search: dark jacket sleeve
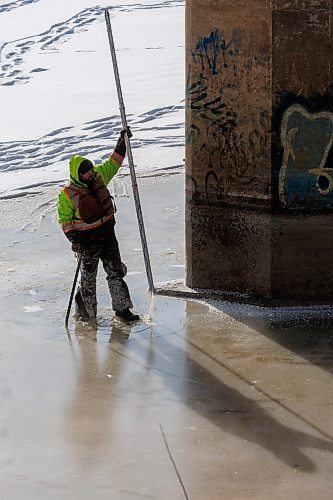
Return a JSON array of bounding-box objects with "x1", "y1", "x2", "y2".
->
[{"x1": 114, "y1": 136, "x2": 126, "y2": 158}]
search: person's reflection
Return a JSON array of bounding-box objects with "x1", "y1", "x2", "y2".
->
[{"x1": 65, "y1": 319, "x2": 132, "y2": 469}]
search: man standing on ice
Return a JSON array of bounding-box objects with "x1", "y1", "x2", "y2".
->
[{"x1": 57, "y1": 127, "x2": 139, "y2": 323}]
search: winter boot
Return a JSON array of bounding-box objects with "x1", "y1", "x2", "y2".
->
[
  {"x1": 74, "y1": 290, "x2": 91, "y2": 321},
  {"x1": 115, "y1": 308, "x2": 140, "y2": 322}
]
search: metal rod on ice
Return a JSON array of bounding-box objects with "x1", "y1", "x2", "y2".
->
[
  {"x1": 65, "y1": 253, "x2": 82, "y2": 329},
  {"x1": 104, "y1": 8, "x2": 155, "y2": 293}
]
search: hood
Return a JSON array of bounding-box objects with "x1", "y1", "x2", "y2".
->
[{"x1": 69, "y1": 155, "x2": 94, "y2": 186}]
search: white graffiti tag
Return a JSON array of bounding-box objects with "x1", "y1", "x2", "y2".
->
[{"x1": 279, "y1": 104, "x2": 333, "y2": 209}]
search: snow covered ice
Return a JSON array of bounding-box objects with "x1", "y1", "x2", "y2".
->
[{"x1": 0, "y1": 0, "x2": 185, "y2": 199}]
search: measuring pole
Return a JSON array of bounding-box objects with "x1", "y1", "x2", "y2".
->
[{"x1": 104, "y1": 9, "x2": 155, "y2": 293}]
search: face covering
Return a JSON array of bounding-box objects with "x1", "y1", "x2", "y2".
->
[{"x1": 83, "y1": 171, "x2": 97, "y2": 188}]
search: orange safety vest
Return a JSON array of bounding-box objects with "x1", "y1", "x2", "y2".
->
[{"x1": 64, "y1": 173, "x2": 116, "y2": 231}]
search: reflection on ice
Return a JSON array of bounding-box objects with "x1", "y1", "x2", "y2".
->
[{"x1": 23, "y1": 304, "x2": 43, "y2": 312}]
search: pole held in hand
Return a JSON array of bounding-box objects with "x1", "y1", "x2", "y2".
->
[
  {"x1": 65, "y1": 253, "x2": 82, "y2": 329},
  {"x1": 104, "y1": 8, "x2": 155, "y2": 293}
]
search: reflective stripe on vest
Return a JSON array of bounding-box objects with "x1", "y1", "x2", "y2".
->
[
  {"x1": 111, "y1": 151, "x2": 124, "y2": 165},
  {"x1": 63, "y1": 184, "x2": 114, "y2": 232},
  {"x1": 61, "y1": 220, "x2": 75, "y2": 233}
]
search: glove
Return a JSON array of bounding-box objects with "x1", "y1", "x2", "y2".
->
[
  {"x1": 71, "y1": 243, "x2": 82, "y2": 253},
  {"x1": 120, "y1": 126, "x2": 133, "y2": 139}
]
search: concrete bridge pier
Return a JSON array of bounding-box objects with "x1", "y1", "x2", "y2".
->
[{"x1": 185, "y1": 0, "x2": 333, "y2": 301}]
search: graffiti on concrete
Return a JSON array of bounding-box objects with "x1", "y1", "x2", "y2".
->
[
  {"x1": 187, "y1": 27, "x2": 269, "y2": 205},
  {"x1": 185, "y1": 127, "x2": 266, "y2": 206},
  {"x1": 191, "y1": 28, "x2": 239, "y2": 76},
  {"x1": 186, "y1": 71, "x2": 238, "y2": 142},
  {"x1": 186, "y1": 28, "x2": 240, "y2": 144},
  {"x1": 279, "y1": 104, "x2": 333, "y2": 210}
]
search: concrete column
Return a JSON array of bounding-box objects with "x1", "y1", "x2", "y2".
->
[{"x1": 186, "y1": 0, "x2": 333, "y2": 300}]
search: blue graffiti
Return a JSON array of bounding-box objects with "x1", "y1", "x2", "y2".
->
[{"x1": 191, "y1": 28, "x2": 238, "y2": 75}]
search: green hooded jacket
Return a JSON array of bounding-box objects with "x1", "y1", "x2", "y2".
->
[{"x1": 58, "y1": 154, "x2": 121, "y2": 228}]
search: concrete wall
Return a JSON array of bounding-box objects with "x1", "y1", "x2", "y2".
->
[
  {"x1": 186, "y1": 0, "x2": 333, "y2": 300},
  {"x1": 271, "y1": 2, "x2": 333, "y2": 299}
]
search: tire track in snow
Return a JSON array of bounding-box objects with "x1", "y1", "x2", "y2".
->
[{"x1": 0, "y1": 1, "x2": 184, "y2": 86}]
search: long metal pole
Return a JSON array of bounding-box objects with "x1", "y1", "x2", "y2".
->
[
  {"x1": 65, "y1": 253, "x2": 82, "y2": 329},
  {"x1": 104, "y1": 8, "x2": 155, "y2": 293}
]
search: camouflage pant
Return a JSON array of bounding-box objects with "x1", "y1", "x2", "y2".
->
[{"x1": 75, "y1": 233, "x2": 133, "y2": 319}]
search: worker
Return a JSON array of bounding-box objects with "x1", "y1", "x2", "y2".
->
[{"x1": 58, "y1": 127, "x2": 139, "y2": 322}]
